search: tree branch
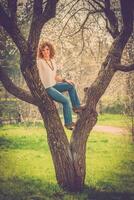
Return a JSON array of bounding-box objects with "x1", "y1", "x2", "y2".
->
[
  {"x1": 115, "y1": 63, "x2": 134, "y2": 72},
  {"x1": 0, "y1": 67, "x2": 38, "y2": 106},
  {"x1": 58, "y1": 0, "x2": 78, "y2": 13},
  {"x1": 58, "y1": 0, "x2": 80, "y2": 23},
  {"x1": 120, "y1": 0, "x2": 134, "y2": 29},
  {"x1": 28, "y1": 0, "x2": 58, "y2": 55},
  {"x1": 7, "y1": 0, "x2": 17, "y2": 21},
  {"x1": 104, "y1": 0, "x2": 120, "y2": 38},
  {"x1": 88, "y1": 0, "x2": 120, "y2": 38},
  {"x1": 91, "y1": 0, "x2": 104, "y2": 9},
  {"x1": 33, "y1": 0, "x2": 43, "y2": 16},
  {"x1": 42, "y1": 0, "x2": 58, "y2": 22},
  {"x1": 27, "y1": 0, "x2": 44, "y2": 52},
  {"x1": 59, "y1": 8, "x2": 89, "y2": 38},
  {"x1": 0, "y1": 3, "x2": 28, "y2": 54}
]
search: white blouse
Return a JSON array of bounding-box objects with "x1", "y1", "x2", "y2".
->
[{"x1": 37, "y1": 58, "x2": 57, "y2": 89}]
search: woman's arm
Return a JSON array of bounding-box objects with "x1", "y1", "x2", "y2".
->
[
  {"x1": 55, "y1": 62, "x2": 74, "y2": 85},
  {"x1": 55, "y1": 74, "x2": 64, "y2": 82},
  {"x1": 55, "y1": 74, "x2": 74, "y2": 85}
]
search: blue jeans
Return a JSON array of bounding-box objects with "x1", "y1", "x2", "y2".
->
[{"x1": 46, "y1": 82, "x2": 80, "y2": 125}]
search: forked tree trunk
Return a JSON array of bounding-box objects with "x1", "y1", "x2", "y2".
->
[
  {"x1": 39, "y1": 107, "x2": 81, "y2": 191},
  {"x1": 39, "y1": 107, "x2": 98, "y2": 191},
  {"x1": 37, "y1": 102, "x2": 94, "y2": 191}
]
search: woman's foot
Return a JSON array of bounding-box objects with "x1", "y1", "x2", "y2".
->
[
  {"x1": 73, "y1": 104, "x2": 86, "y2": 113},
  {"x1": 65, "y1": 122, "x2": 75, "y2": 130}
]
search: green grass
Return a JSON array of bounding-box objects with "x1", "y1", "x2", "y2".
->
[
  {"x1": 97, "y1": 114, "x2": 127, "y2": 127},
  {"x1": 62, "y1": 113, "x2": 127, "y2": 127},
  {"x1": 0, "y1": 115, "x2": 134, "y2": 200}
]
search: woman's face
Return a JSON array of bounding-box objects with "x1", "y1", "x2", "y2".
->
[{"x1": 42, "y1": 46, "x2": 50, "y2": 59}]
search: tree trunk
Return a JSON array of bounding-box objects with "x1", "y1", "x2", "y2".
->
[
  {"x1": 39, "y1": 101, "x2": 99, "y2": 192},
  {"x1": 39, "y1": 106, "x2": 87, "y2": 192}
]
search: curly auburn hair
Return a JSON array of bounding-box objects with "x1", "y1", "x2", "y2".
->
[{"x1": 38, "y1": 41, "x2": 55, "y2": 59}]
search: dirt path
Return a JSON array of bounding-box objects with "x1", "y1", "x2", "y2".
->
[{"x1": 93, "y1": 125, "x2": 127, "y2": 135}]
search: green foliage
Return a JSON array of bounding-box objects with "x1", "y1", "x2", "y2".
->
[
  {"x1": 100, "y1": 100, "x2": 125, "y2": 114},
  {"x1": 0, "y1": 99, "x2": 20, "y2": 124},
  {"x1": 0, "y1": 118, "x2": 134, "y2": 200}
]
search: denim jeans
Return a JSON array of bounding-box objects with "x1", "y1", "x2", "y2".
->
[{"x1": 46, "y1": 82, "x2": 80, "y2": 125}]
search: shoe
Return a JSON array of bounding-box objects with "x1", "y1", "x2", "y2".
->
[
  {"x1": 65, "y1": 122, "x2": 75, "y2": 130},
  {"x1": 73, "y1": 104, "x2": 86, "y2": 113}
]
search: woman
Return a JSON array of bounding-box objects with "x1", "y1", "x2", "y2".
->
[{"x1": 37, "y1": 41, "x2": 83, "y2": 130}]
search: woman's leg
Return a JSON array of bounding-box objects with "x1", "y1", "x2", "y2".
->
[
  {"x1": 53, "y1": 82, "x2": 80, "y2": 108},
  {"x1": 46, "y1": 87, "x2": 72, "y2": 125}
]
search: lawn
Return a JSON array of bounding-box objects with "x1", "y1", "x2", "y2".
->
[
  {"x1": 71, "y1": 113, "x2": 127, "y2": 127},
  {"x1": 97, "y1": 114, "x2": 127, "y2": 127},
  {"x1": 0, "y1": 114, "x2": 134, "y2": 200}
]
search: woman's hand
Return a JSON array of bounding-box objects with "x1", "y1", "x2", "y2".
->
[{"x1": 63, "y1": 79, "x2": 75, "y2": 86}]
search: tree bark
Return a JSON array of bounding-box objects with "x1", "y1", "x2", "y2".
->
[{"x1": 39, "y1": 107, "x2": 79, "y2": 191}]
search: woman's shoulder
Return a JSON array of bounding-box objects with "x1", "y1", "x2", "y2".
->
[
  {"x1": 37, "y1": 58, "x2": 44, "y2": 69},
  {"x1": 51, "y1": 58, "x2": 56, "y2": 63},
  {"x1": 37, "y1": 58, "x2": 45, "y2": 65},
  {"x1": 37, "y1": 58, "x2": 43, "y2": 62}
]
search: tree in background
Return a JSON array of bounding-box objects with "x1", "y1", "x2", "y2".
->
[
  {"x1": 123, "y1": 34, "x2": 134, "y2": 141},
  {"x1": 125, "y1": 73, "x2": 134, "y2": 141},
  {"x1": 0, "y1": 0, "x2": 134, "y2": 192}
]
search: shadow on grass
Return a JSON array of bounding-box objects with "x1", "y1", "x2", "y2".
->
[
  {"x1": 0, "y1": 176, "x2": 134, "y2": 200},
  {"x1": 87, "y1": 186, "x2": 134, "y2": 200},
  {"x1": 0, "y1": 122, "x2": 44, "y2": 130},
  {"x1": 0, "y1": 136, "x2": 48, "y2": 151},
  {"x1": 0, "y1": 136, "x2": 12, "y2": 148},
  {"x1": 0, "y1": 176, "x2": 63, "y2": 200}
]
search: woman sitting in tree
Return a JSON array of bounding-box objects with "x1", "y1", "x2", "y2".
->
[{"x1": 37, "y1": 41, "x2": 84, "y2": 130}]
